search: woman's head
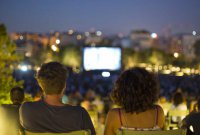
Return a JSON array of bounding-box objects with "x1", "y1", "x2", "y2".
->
[
  {"x1": 111, "y1": 67, "x2": 159, "y2": 113},
  {"x1": 36, "y1": 62, "x2": 67, "y2": 95}
]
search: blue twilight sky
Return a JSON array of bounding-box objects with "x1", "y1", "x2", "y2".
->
[{"x1": 0, "y1": 0, "x2": 200, "y2": 35}]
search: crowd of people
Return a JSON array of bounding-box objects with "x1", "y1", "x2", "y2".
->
[{"x1": 0, "y1": 62, "x2": 200, "y2": 135}]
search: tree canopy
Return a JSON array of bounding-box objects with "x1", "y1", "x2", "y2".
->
[
  {"x1": 60, "y1": 44, "x2": 81, "y2": 68},
  {"x1": 0, "y1": 24, "x2": 22, "y2": 104}
]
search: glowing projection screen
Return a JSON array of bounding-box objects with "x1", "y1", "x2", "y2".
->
[{"x1": 83, "y1": 47, "x2": 121, "y2": 71}]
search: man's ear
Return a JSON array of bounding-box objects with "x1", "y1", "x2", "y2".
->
[
  {"x1": 37, "y1": 80, "x2": 43, "y2": 89},
  {"x1": 37, "y1": 81, "x2": 46, "y2": 95}
]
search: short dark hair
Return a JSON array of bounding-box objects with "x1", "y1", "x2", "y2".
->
[
  {"x1": 111, "y1": 67, "x2": 159, "y2": 113},
  {"x1": 36, "y1": 62, "x2": 67, "y2": 95},
  {"x1": 10, "y1": 87, "x2": 24, "y2": 104}
]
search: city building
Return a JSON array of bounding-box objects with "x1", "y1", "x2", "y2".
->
[
  {"x1": 129, "y1": 30, "x2": 155, "y2": 51},
  {"x1": 85, "y1": 31, "x2": 103, "y2": 45},
  {"x1": 182, "y1": 34, "x2": 200, "y2": 58}
]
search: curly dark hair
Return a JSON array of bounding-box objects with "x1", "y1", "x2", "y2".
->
[
  {"x1": 36, "y1": 62, "x2": 67, "y2": 95},
  {"x1": 111, "y1": 67, "x2": 159, "y2": 113}
]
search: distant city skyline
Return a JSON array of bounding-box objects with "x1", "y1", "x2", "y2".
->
[{"x1": 0, "y1": 0, "x2": 200, "y2": 35}]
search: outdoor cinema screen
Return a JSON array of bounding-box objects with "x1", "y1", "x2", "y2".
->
[{"x1": 83, "y1": 47, "x2": 121, "y2": 71}]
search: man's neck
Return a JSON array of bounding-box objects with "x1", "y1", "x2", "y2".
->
[{"x1": 44, "y1": 94, "x2": 64, "y2": 106}]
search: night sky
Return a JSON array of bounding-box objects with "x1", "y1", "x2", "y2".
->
[{"x1": 0, "y1": 0, "x2": 200, "y2": 35}]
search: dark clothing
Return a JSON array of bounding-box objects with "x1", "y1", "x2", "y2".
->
[
  {"x1": 20, "y1": 100, "x2": 95, "y2": 135},
  {"x1": 0, "y1": 104, "x2": 21, "y2": 135},
  {"x1": 182, "y1": 112, "x2": 200, "y2": 135}
]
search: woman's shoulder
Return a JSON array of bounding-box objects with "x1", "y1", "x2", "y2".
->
[
  {"x1": 106, "y1": 108, "x2": 123, "y2": 122},
  {"x1": 154, "y1": 105, "x2": 165, "y2": 128},
  {"x1": 154, "y1": 105, "x2": 164, "y2": 113},
  {"x1": 109, "y1": 106, "x2": 164, "y2": 114},
  {"x1": 142, "y1": 105, "x2": 164, "y2": 115},
  {"x1": 106, "y1": 108, "x2": 122, "y2": 130},
  {"x1": 108, "y1": 108, "x2": 121, "y2": 115}
]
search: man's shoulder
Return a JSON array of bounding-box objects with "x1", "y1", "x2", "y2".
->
[
  {"x1": 20, "y1": 101, "x2": 86, "y2": 115},
  {"x1": 20, "y1": 101, "x2": 42, "y2": 111},
  {"x1": 22, "y1": 101, "x2": 40, "y2": 106},
  {"x1": 65, "y1": 105, "x2": 90, "y2": 116},
  {"x1": 66, "y1": 105, "x2": 86, "y2": 112}
]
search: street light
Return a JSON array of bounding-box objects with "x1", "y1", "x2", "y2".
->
[
  {"x1": 18, "y1": 64, "x2": 32, "y2": 72},
  {"x1": 96, "y1": 31, "x2": 102, "y2": 36},
  {"x1": 20, "y1": 36, "x2": 23, "y2": 40},
  {"x1": 51, "y1": 44, "x2": 59, "y2": 52},
  {"x1": 20, "y1": 65, "x2": 28, "y2": 72},
  {"x1": 77, "y1": 35, "x2": 82, "y2": 40},
  {"x1": 85, "y1": 32, "x2": 90, "y2": 37},
  {"x1": 174, "y1": 52, "x2": 179, "y2": 58},
  {"x1": 151, "y1": 33, "x2": 158, "y2": 39},
  {"x1": 192, "y1": 31, "x2": 197, "y2": 36},
  {"x1": 68, "y1": 29, "x2": 74, "y2": 35},
  {"x1": 102, "y1": 71, "x2": 110, "y2": 77},
  {"x1": 56, "y1": 39, "x2": 60, "y2": 44}
]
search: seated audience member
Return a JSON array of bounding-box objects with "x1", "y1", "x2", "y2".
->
[
  {"x1": 171, "y1": 92, "x2": 187, "y2": 122},
  {"x1": 81, "y1": 89, "x2": 97, "y2": 111},
  {"x1": 68, "y1": 90, "x2": 83, "y2": 106},
  {"x1": 189, "y1": 95, "x2": 200, "y2": 113},
  {"x1": 181, "y1": 98, "x2": 200, "y2": 135},
  {"x1": 158, "y1": 96, "x2": 172, "y2": 116},
  {"x1": 10, "y1": 87, "x2": 25, "y2": 106},
  {"x1": 0, "y1": 87, "x2": 25, "y2": 135},
  {"x1": 93, "y1": 95, "x2": 104, "y2": 114},
  {"x1": 20, "y1": 62, "x2": 95, "y2": 135},
  {"x1": 104, "y1": 67, "x2": 165, "y2": 135}
]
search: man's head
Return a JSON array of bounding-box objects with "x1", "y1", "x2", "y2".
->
[
  {"x1": 36, "y1": 62, "x2": 67, "y2": 95},
  {"x1": 10, "y1": 87, "x2": 24, "y2": 105}
]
